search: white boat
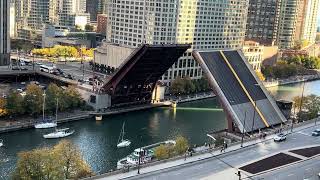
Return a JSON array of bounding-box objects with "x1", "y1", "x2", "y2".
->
[
  {"x1": 0, "y1": 139, "x2": 3, "y2": 147},
  {"x1": 43, "y1": 99, "x2": 75, "y2": 139},
  {"x1": 117, "y1": 140, "x2": 176, "y2": 169},
  {"x1": 34, "y1": 91, "x2": 57, "y2": 129},
  {"x1": 43, "y1": 128, "x2": 74, "y2": 139},
  {"x1": 95, "y1": 115, "x2": 102, "y2": 121},
  {"x1": 35, "y1": 122, "x2": 57, "y2": 129},
  {"x1": 117, "y1": 122, "x2": 131, "y2": 148}
]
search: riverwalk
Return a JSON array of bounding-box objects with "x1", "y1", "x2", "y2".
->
[
  {"x1": 263, "y1": 74, "x2": 320, "y2": 88},
  {"x1": 89, "y1": 118, "x2": 320, "y2": 180}
]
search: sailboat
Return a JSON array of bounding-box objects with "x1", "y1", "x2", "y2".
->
[
  {"x1": 43, "y1": 99, "x2": 74, "y2": 139},
  {"x1": 34, "y1": 91, "x2": 57, "y2": 129},
  {"x1": 117, "y1": 122, "x2": 131, "y2": 148},
  {"x1": 0, "y1": 139, "x2": 3, "y2": 147}
]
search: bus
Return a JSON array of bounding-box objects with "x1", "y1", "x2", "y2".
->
[{"x1": 39, "y1": 65, "x2": 55, "y2": 73}]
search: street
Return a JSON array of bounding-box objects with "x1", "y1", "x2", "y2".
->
[{"x1": 103, "y1": 125, "x2": 320, "y2": 180}]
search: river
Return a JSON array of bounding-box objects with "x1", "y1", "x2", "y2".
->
[{"x1": 1, "y1": 80, "x2": 320, "y2": 179}]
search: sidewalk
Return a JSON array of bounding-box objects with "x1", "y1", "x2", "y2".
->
[{"x1": 91, "y1": 119, "x2": 320, "y2": 180}]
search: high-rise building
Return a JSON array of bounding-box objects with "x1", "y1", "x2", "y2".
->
[
  {"x1": 277, "y1": 0, "x2": 319, "y2": 49},
  {"x1": 245, "y1": 0, "x2": 281, "y2": 46},
  {"x1": 0, "y1": 0, "x2": 10, "y2": 65},
  {"x1": 105, "y1": 0, "x2": 248, "y2": 85},
  {"x1": 86, "y1": 0, "x2": 106, "y2": 21},
  {"x1": 15, "y1": 0, "x2": 88, "y2": 40},
  {"x1": 300, "y1": 0, "x2": 319, "y2": 44}
]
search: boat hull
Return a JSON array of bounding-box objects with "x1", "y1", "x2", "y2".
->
[
  {"x1": 117, "y1": 140, "x2": 131, "y2": 148},
  {"x1": 35, "y1": 122, "x2": 57, "y2": 129},
  {"x1": 43, "y1": 131, "x2": 74, "y2": 139}
]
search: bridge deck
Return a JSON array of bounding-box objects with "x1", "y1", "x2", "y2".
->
[{"x1": 193, "y1": 50, "x2": 286, "y2": 132}]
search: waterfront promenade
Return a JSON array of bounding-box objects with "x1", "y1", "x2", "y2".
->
[{"x1": 92, "y1": 119, "x2": 320, "y2": 180}]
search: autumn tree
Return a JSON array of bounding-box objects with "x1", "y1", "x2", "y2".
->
[
  {"x1": 13, "y1": 140, "x2": 93, "y2": 180},
  {"x1": 0, "y1": 97, "x2": 7, "y2": 117},
  {"x1": 154, "y1": 144, "x2": 170, "y2": 160},
  {"x1": 24, "y1": 84, "x2": 44, "y2": 116},
  {"x1": 174, "y1": 136, "x2": 189, "y2": 155}
]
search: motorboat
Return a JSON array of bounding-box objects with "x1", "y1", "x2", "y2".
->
[
  {"x1": 43, "y1": 128, "x2": 74, "y2": 139},
  {"x1": 0, "y1": 139, "x2": 3, "y2": 147},
  {"x1": 117, "y1": 122, "x2": 131, "y2": 148},
  {"x1": 117, "y1": 140, "x2": 176, "y2": 169}
]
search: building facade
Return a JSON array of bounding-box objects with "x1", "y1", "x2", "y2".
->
[
  {"x1": 15, "y1": 0, "x2": 88, "y2": 41},
  {"x1": 97, "y1": 14, "x2": 108, "y2": 35},
  {"x1": 242, "y1": 41, "x2": 264, "y2": 72},
  {"x1": 0, "y1": 0, "x2": 10, "y2": 65},
  {"x1": 245, "y1": 0, "x2": 281, "y2": 46},
  {"x1": 105, "y1": 0, "x2": 248, "y2": 85},
  {"x1": 300, "y1": 0, "x2": 319, "y2": 44},
  {"x1": 277, "y1": 0, "x2": 319, "y2": 49}
]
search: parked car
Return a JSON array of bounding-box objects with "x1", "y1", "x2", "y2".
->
[
  {"x1": 273, "y1": 133, "x2": 287, "y2": 142},
  {"x1": 311, "y1": 129, "x2": 320, "y2": 136},
  {"x1": 12, "y1": 66, "x2": 20, "y2": 70},
  {"x1": 20, "y1": 67, "x2": 28, "y2": 71}
]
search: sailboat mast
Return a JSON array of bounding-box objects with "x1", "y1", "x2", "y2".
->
[
  {"x1": 55, "y1": 98, "x2": 59, "y2": 122},
  {"x1": 42, "y1": 91, "x2": 46, "y2": 121}
]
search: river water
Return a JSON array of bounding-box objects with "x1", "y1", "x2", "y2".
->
[{"x1": 1, "y1": 80, "x2": 320, "y2": 179}]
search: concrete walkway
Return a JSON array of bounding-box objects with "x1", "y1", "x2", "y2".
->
[{"x1": 91, "y1": 118, "x2": 320, "y2": 180}]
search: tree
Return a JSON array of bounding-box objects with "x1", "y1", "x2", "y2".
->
[
  {"x1": 6, "y1": 91, "x2": 25, "y2": 116},
  {"x1": 174, "y1": 136, "x2": 189, "y2": 155},
  {"x1": 0, "y1": 97, "x2": 7, "y2": 117},
  {"x1": 154, "y1": 144, "x2": 170, "y2": 160},
  {"x1": 13, "y1": 140, "x2": 93, "y2": 180},
  {"x1": 85, "y1": 24, "x2": 94, "y2": 32},
  {"x1": 24, "y1": 84, "x2": 44, "y2": 116},
  {"x1": 184, "y1": 77, "x2": 195, "y2": 94},
  {"x1": 255, "y1": 71, "x2": 265, "y2": 81},
  {"x1": 46, "y1": 83, "x2": 62, "y2": 114},
  {"x1": 170, "y1": 77, "x2": 185, "y2": 95},
  {"x1": 293, "y1": 94, "x2": 320, "y2": 121},
  {"x1": 64, "y1": 86, "x2": 83, "y2": 109}
]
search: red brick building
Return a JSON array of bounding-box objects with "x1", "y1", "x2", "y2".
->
[{"x1": 97, "y1": 14, "x2": 107, "y2": 35}]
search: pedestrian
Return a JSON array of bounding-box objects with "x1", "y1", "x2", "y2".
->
[
  {"x1": 184, "y1": 153, "x2": 187, "y2": 161},
  {"x1": 225, "y1": 143, "x2": 228, "y2": 149}
]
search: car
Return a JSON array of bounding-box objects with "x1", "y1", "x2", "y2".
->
[
  {"x1": 12, "y1": 66, "x2": 20, "y2": 70},
  {"x1": 311, "y1": 129, "x2": 320, "y2": 136},
  {"x1": 35, "y1": 62, "x2": 42, "y2": 65},
  {"x1": 20, "y1": 67, "x2": 28, "y2": 70},
  {"x1": 20, "y1": 92, "x2": 26, "y2": 96},
  {"x1": 273, "y1": 133, "x2": 286, "y2": 142},
  {"x1": 16, "y1": 88, "x2": 23, "y2": 93}
]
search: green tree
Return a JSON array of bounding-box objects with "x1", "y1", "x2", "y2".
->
[
  {"x1": 170, "y1": 77, "x2": 185, "y2": 95},
  {"x1": 13, "y1": 140, "x2": 93, "y2": 180},
  {"x1": 184, "y1": 77, "x2": 195, "y2": 94},
  {"x1": 174, "y1": 136, "x2": 189, "y2": 155},
  {"x1": 24, "y1": 84, "x2": 44, "y2": 116},
  {"x1": 6, "y1": 91, "x2": 25, "y2": 116},
  {"x1": 46, "y1": 83, "x2": 62, "y2": 114},
  {"x1": 85, "y1": 24, "x2": 94, "y2": 32},
  {"x1": 64, "y1": 86, "x2": 83, "y2": 109}
]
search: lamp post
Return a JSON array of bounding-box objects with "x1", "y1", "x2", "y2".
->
[
  {"x1": 298, "y1": 81, "x2": 306, "y2": 122},
  {"x1": 137, "y1": 135, "x2": 142, "y2": 174}
]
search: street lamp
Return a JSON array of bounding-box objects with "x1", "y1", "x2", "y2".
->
[
  {"x1": 137, "y1": 135, "x2": 142, "y2": 174},
  {"x1": 298, "y1": 81, "x2": 306, "y2": 122}
]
